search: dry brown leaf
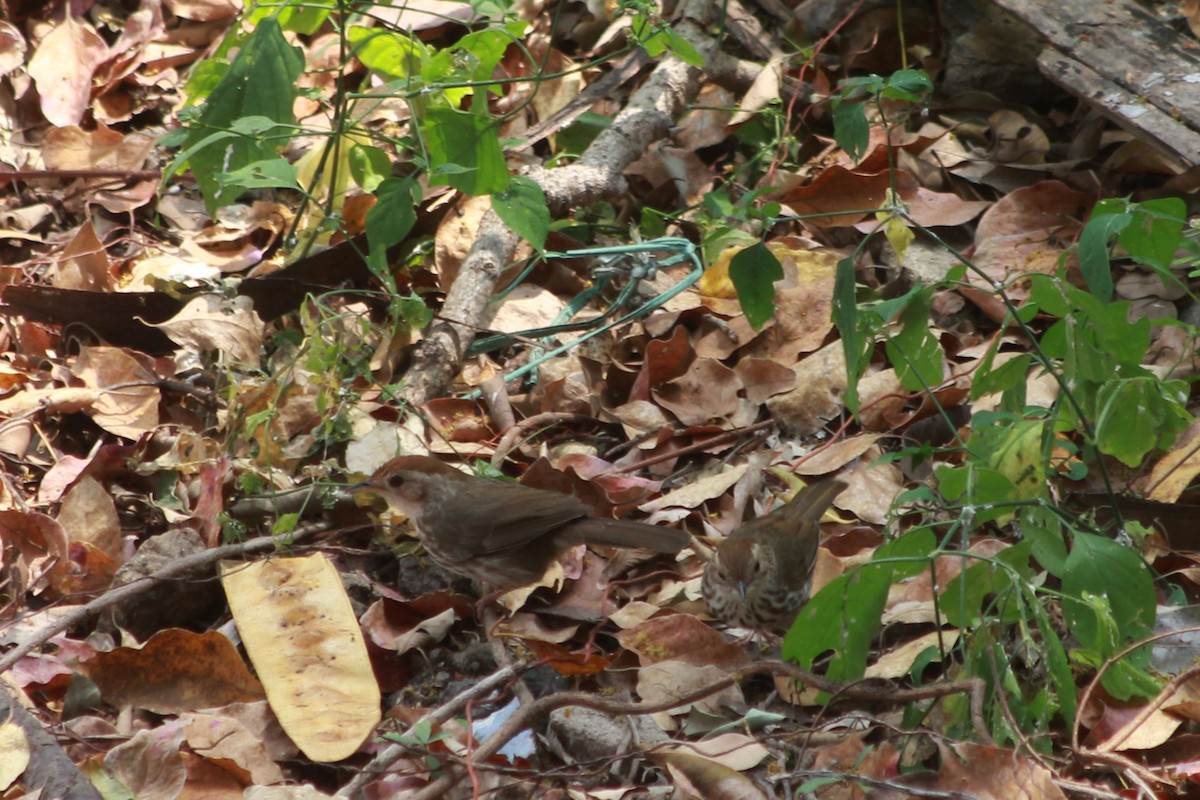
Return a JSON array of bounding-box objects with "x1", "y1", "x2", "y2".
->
[
  {"x1": 58, "y1": 476, "x2": 122, "y2": 564},
  {"x1": 182, "y1": 711, "x2": 285, "y2": 785},
  {"x1": 617, "y1": 613, "x2": 750, "y2": 670},
  {"x1": 654, "y1": 357, "x2": 742, "y2": 426},
  {"x1": 0, "y1": 509, "x2": 68, "y2": 598},
  {"x1": 177, "y1": 751, "x2": 247, "y2": 798},
  {"x1": 655, "y1": 748, "x2": 768, "y2": 800},
  {"x1": 1147, "y1": 417, "x2": 1200, "y2": 503},
  {"x1": 661, "y1": 734, "x2": 770, "y2": 771},
  {"x1": 765, "y1": 340, "x2": 847, "y2": 435},
  {"x1": 104, "y1": 727, "x2": 187, "y2": 798},
  {"x1": 28, "y1": 14, "x2": 108, "y2": 127},
  {"x1": 0, "y1": 21, "x2": 26, "y2": 78},
  {"x1": 480, "y1": 284, "x2": 566, "y2": 334},
  {"x1": 970, "y1": 180, "x2": 1091, "y2": 286},
  {"x1": 900, "y1": 186, "x2": 992, "y2": 228},
  {"x1": 639, "y1": 462, "x2": 748, "y2": 514},
  {"x1": 678, "y1": 84, "x2": 736, "y2": 149},
  {"x1": 434, "y1": 194, "x2": 490, "y2": 290},
  {"x1": 779, "y1": 167, "x2": 918, "y2": 228},
  {"x1": 840, "y1": 456, "x2": 903, "y2": 526},
  {"x1": 733, "y1": 358, "x2": 797, "y2": 405},
  {"x1": 53, "y1": 222, "x2": 111, "y2": 291},
  {"x1": 638, "y1": 660, "x2": 745, "y2": 717},
  {"x1": 865, "y1": 629, "x2": 960, "y2": 679},
  {"x1": 81, "y1": 629, "x2": 265, "y2": 713},
  {"x1": 162, "y1": 0, "x2": 240, "y2": 21},
  {"x1": 150, "y1": 295, "x2": 266, "y2": 365},
  {"x1": 987, "y1": 109, "x2": 1050, "y2": 165},
  {"x1": 42, "y1": 123, "x2": 157, "y2": 173},
  {"x1": 742, "y1": 241, "x2": 839, "y2": 363},
  {"x1": 728, "y1": 55, "x2": 785, "y2": 127},
  {"x1": 360, "y1": 598, "x2": 458, "y2": 654},
  {"x1": 0, "y1": 386, "x2": 101, "y2": 419},
  {"x1": 937, "y1": 742, "x2": 1067, "y2": 799},
  {"x1": 71, "y1": 346, "x2": 160, "y2": 439}
]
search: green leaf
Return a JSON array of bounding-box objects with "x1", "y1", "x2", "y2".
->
[
  {"x1": 1019, "y1": 504, "x2": 1068, "y2": 577},
  {"x1": 1062, "y1": 531, "x2": 1155, "y2": 649},
  {"x1": 219, "y1": 158, "x2": 300, "y2": 192},
  {"x1": 457, "y1": 25, "x2": 526, "y2": 84},
  {"x1": 970, "y1": 348, "x2": 1029, "y2": 407},
  {"x1": 174, "y1": 18, "x2": 304, "y2": 214},
  {"x1": 247, "y1": 0, "x2": 334, "y2": 35},
  {"x1": 421, "y1": 105, "x2": 508, "y2": 195},
  {"x1": 886, "y1": 289, "x2": 943, "y2": 391},
  {"x1": 1121, "y1": 197, "x2": 1186, "y2": 271},
  {"x1": 833, "y1": 256, "x2": 864, "y2": 412},
  {"x1": 557, "y1": 111, "x2": 611, "y2": 156},
  {"x1": 783, "y1": 563, "x2": 891, "y2": 681},
  {"x1": 349, "y1": 145, "x2": 393, "y2": 192},
  {"x1": 729, "y1": 242, "x2": 783, "y2": 329},
  {"x1": 1101, "y1": 652, "x2": 1163, "y2": 700},
  {"x1": 1027, "y1": 273, "x2": 1070, "y2": 318},
  {"x1": 986, "y1": 417, "x2": 1047, "y2": 504},
  {"x1": 940, "y1": 541, "x2": 1031, "y2": 628},
  {"x1": 934, "y1": 464, "x2": 1018, "y2": 526},
  {"x1": 1094, "y1": 376, "x2": 1187, "y2": 466},
  {"x1": 348, "y1": 27, "x2": 426, "y2": 79},
  {"x1": 365, "y1": 177, "x2": 421, "y2": 285},
  {"x1": 832, "y1": 100, "x2": 869, "y2": 162},
  {"x1": 884, "y1": 69, "x2": 933, "y2": 98},
  {"x1": 630, "y1": 15, "x2": 696, "y2": 63},
  {"x1": 1024, "y1": 583, "x2": 1076, "y2": 727},
  {"x1": 784, "y1": 528, "x2": 934, "y2": 683},
  {"x1": 661, "y1": 28, "x2": 704, "y2": 66},
  {"x1": 1077, "y1": 203, "x2": 1129, "y2": 301},
  {"x1": 491, "y1": 175, "x2": 550, "y2": 252}
]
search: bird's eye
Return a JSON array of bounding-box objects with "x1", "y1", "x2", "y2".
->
[{"x1": 387, "y1": 474, "x2": 405, "y2": 488}]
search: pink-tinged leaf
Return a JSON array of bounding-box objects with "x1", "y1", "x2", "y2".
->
[{"x1": 28, "y1": 14, "x2": 109, "y2": 127}]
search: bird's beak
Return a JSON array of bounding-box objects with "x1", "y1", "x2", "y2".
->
[
  {"x1": 347, "y1": 478, "x2": 384, "y2": 508},
  {"x1": 737, "y1": 581, "x2": 748, "y2": 602}
]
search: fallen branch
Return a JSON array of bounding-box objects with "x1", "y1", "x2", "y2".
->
[
  {"x1": 398, "y1": 0, "x2": 717, "y2": 405},
  {"x1": 392, "y1": 659, "x2": 990, "y2": 800},
  {"x1": 0, "y1": 520, "x2": 342, "y2": 675},
  {"x1": 0, "y1": 686, "x2": 103, "y2": 799}
]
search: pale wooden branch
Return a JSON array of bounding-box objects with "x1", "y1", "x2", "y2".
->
[
  {"x1": 0, "y1": 687, "x2": 103, "y2": 799},
  {"x1": 0, "y1": 520, "x2": 340, "y2": 675},
  {"x1": 398, "y1": 0, "x2": 718, "y2": 406}
]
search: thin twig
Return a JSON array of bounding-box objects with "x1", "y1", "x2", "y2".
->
[
  {"x1": 336, "y1": 662, "x2": 528, "y2": 798},
  {"x1": 0, "y1": 520, "x2": 345, "y2": 674},
  {"x1": 398, "y1": 659, "x2": 990, "y2": 800}
]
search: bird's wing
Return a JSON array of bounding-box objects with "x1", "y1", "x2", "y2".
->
[
  {"x1": 777, "y1": 478, "x2": 846, "y2": 525},
  {"x1": 455, "y1": 477, "x2": 592, "y2": 554}
]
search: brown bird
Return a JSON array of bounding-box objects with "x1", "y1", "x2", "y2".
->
[
  {"x1": 702, "y1": 478, "x2": 846, "y2": 631},
  {"x1": 356, "y1": 455, "x2": 690, "y2": 592}
]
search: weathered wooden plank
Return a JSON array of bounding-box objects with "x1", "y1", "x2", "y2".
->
[{"x1": 993, "y1": 0, "x2": 1200, "y2": 167}]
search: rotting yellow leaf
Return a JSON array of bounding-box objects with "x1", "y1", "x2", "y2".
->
[
  {"x1": 697, "y1": 243, "x2": 746, "y2": 299},
  {"x1": 877, "y1": 188, "x2": 914, "y2": 262},
  {"x1": 221, "y1": 555, "x2": 381, "y2": 762}
]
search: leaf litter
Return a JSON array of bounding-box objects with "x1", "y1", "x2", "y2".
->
[{"x1": 0, "y1": 0, "x2": 1199, "y2": 797}]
